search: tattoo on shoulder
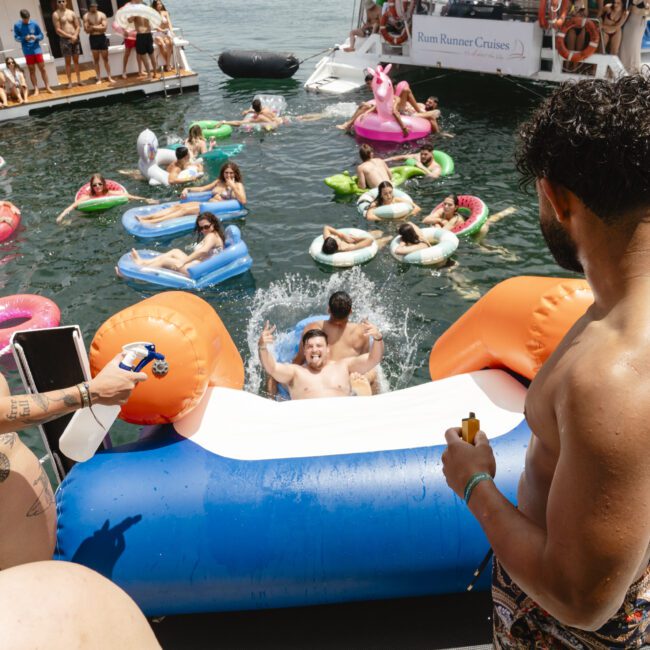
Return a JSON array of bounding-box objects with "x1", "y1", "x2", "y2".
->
[
  {"x1": 0, "y1": 452, "x2": 9, "y2": 483},
  {"x1": 0, "y1": 433, "x2": 16, "y2": 448},
  {"x1": 26, "y1": 467, "x2": 54, "y2": 517}
]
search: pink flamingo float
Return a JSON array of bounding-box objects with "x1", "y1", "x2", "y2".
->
[{"x1": 353, "y1": 64, "x2": 431, "y2": 143}]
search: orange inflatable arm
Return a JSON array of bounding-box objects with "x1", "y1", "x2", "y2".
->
[
  {"x1": 90, "y1": 292, "x2": 244, "y2": 425},
  {"x1": 429, "y1": 276, "x2": 593, "y2": 382}
]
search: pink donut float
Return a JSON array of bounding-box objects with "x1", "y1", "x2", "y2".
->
[
  {"x1": 0, "y1": 295, "x2": 60, "y2": 357},
  {"x1": 112, "y1": 20, "x2": 136, "y2": 39},
  {"x1": 353, "y1": 65, "x2": 432, "y2": 143},
  {"x1": 75, "y1": 179, "x2": 127, "y2": 202},
  {"x1": 0, "y1": 203, "x2": 20, "y2": 243}
]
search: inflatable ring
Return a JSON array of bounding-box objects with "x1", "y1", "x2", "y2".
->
[
  {"x1": 0, "y1": 157, "x2": 5, "y2": 170},
  {"x1": 0, "y1": 295, "x2": 60, "y2": 357},
  {"x1": 190, "y1": 121, "x2": 233, "y2": 140},
  {"x1": 114, "y1": 4, "x2": 162, "y2": 30},
  {"x1": 0, "y1": 202, "x2": 20, "y2": 243},
  {"x1": 357, "y1": 187, "x2": 414, "y2": 219},
  {"x1": 309, "y1": 228, "x2": 378, "y2": 267},
  {"x1": 556, "y1": 17, "x2": 600, "y2": 63},
  {"x1": 390, "y1": 226, "x2": 459, "y2": 266},
  {"x1": 75, "y1": 180, "x2": 129, "y2": 214},
  {"x1": 380, "y1": 0, "x2": 409, "y2": 46},
  {"x1": 430, "y1": 195, "x2": 489, "y2": 238}
]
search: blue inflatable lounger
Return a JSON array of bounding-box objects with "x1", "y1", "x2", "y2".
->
[
  {"x1": 122, "y1": 191, "x2": 248, "y2": 240},
  {"x1": 117, "y1": 225, "x2": 252, "y2": 289}
]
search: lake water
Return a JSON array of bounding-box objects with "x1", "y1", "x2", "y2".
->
[{"x1": 0, "y1": 0, "x2": 571, "y2": 457}]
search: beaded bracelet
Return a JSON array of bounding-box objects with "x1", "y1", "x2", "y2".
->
[{"x1": 463, "y1": 472, "x2": 493, "y2": 505}]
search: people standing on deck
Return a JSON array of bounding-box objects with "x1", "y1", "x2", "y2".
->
[
  {"x1": 131, "y1": 0, "x2": 158, "y2": 81},
  {"x1": 259, "y1": 320, "x2": 384, "y2": 400},
  {"x1": 344, "y1": 0, "x2": 381, "y2": 52},
  {"x1": 357, "y1": 144, "x2": 392, "y2": 190},
  {"x1": 619, "y1": 0, "x2": 649, "y2": 71},
  {"x1": 119, "y1": 1, "x2": 143, "y2": 80},
  {"x1": 442, "y1": 75, "x2": 650, "y2": 648},
  {"x1": 13, "y1": 9, "x2": 53, "y2": 95},
  {"x1": 598, "y1": 0, "x2": 629, "y2": 55},
  {"x1": 53, "y1": 0, "x2": 82, "y2": 88},
  {"x1": 3, "y1": 58, "x2": 29, "y2": 105},
  {"x1": 83, "y1": 0, "x2": 114, "y2": 85}
]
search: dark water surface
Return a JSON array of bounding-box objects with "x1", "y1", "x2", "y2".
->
[{"x1": 0, "y1": 2, "x2": 561, "y2": 473}]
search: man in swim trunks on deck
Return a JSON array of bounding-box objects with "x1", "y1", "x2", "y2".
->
[
  {"x1": 83, "y1": 1, "x2": 114, "y2": 84},
  {"x1": 131, "y1": 0, "x2": 157, "y2": 80},
  {"x1": 385, "y1": 144, "x2": 442, "y2": 179},
  {"x1": 259, "y1": 320, "x2": 384, "y2": 400},
  {"x1": 442, "y1": 75, "x2": 650, "y2": 647},
  {"x1": 13, "y1": 10, "x2": 53, "y2": 95},
  {"x1": 53, "y1": 0, "x2": 82, "y2": 88},
  {"x1": 357, "y1": 143, "x2": 392, "y2": 190},
  {"x1": 344, "y1": 0, "x2": 381, "y2": 52}
]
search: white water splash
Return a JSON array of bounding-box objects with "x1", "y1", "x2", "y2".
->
[
  {"x1": 322, "y1": 102, "x2": 358, "y2": 119},
  {"x1": 245, "y1": 267, "x2": 428, "y2": 396}
]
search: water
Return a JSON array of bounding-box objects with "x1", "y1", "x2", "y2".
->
[{"x1": 0, "y1": 0, "x2": 572, "y2": 458}]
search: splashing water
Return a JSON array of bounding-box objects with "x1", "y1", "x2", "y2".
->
[
  {"x1": 245, "y1": 267, "x2": 428, "y2": 396},
  {"x1": 322, "y1": 102, "x2": 358, "y2": 119}
]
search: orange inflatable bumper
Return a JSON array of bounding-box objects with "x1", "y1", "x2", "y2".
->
[
  {"x1": 90, "y1": 292, "x2": 244, "y2": 425},
  {"x1": 429, "y1": 276, "x2": 593, "y2": 382}
]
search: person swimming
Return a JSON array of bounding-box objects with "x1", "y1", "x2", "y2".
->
[
  {"x1": 129, "y1": 212, "x2": 225, "y2": 275},
  {"x1": 185, "y1": 124, "x2": 215, "y2": 161},
  {"x1": 137, "y1": 162, "x2": 246, "y2": 225},
  {"x1": 365, "y1": 180, "x2": 420, "y2": 222},
  {"x1": 393, "y1": 222, "x2": 430, "y2": 255},
  {"x1": 423, "y1": 193, "x2": 463, "y2": 230}
]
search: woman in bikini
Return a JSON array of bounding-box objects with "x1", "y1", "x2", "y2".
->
[
  {"x1": 130, "y1": 212, "x2": 226, "y2": 275},
  {"x1": 365, "y1": 180, "x2": 420, "y2": 222},
  {"x1": 423, "y1": 193, "x2": 464, "y2": 230},
  {"x1": 184, "y1": 124, "x2": 215, "y2": 161},
  {"x1": 152, "y1": 0, "x2": 174, "y2": 71},
  {"x1": 393, "y1": 222, "x2": 431, "y2": 255},
  {"x1": 138, "y1": 162, "x2": 246, "y2": 225},
  {"x1": 599, "y1": 0, "x2": 629, "y2": 54},
  {"x1": 4, "y1": 58, "x2": 29, "y2": 105},
  {"x1": 56, "y1": 173, "x2": 156, "y2": 223}
]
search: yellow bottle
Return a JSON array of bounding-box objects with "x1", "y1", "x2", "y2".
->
[{"x1": 462, "y1": 412, "x2": 480, "y2": 444}]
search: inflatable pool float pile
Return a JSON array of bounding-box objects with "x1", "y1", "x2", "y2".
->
[
  {"x1": 309, "y1": 228, "x2": 378, "y2": 267},
  {"x1": 53, "y1": 278, "x2": 593, "y2": 615},
  {"x1": 218, "y1": 49, "x2": 299, "y2": 79},
  {"x1": 355, "y1": 66, "x2": 431, "y2": 143},
  {"x1": 137, "y1": 129, "x2": 204, "y2": 186},
  {"x1": 357, "y1": 187, "x2": 414, "y2": 220},
  {"x1": 116, "y1": 225, "x2": 252, "y2": 289},
  {"x1": 390, "y1": 226, "x2": 458, "y2": 266},
  {"x1": 122, "y1": 193, "x2": 248, "y2": 240},
  {"x1": 434, "y1": 195, "x2": 489, "y2": 238},
  {"x1": 241, "y1": 94, "x2": 287, "y2": 133},
  {"x1": 190, "y1": 121, "x2": 233, "y2": 141},
  {"x1": 0, "y1": 294, "x2": 60, "y2": 357},
  {"x1": 75, "y1": 180, "x2": 129, "y2": 214},
  {"x1": 0, "y1": 202, "x2": 20, "y2": 243},
  {"x1": 325, "y1": 153, "x2": 454, "y2": 196}
]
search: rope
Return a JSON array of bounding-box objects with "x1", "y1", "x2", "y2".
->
[
  {"x1": 499, "y1": 73, "x2": 548, "y2": 100},
  {"x1": 298, "y1": 47, "x2": 338, "y2": 65}
]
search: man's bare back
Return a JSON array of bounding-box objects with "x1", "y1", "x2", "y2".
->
[{"x1": 357, "y1": 158, "x2": 391, "y2": 190}]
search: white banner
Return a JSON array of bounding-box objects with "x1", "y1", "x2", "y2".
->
[{"x1": 410, "y1": 16, "x2": 543, "y2": 76}]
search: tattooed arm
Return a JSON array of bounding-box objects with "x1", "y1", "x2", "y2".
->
[{"x1": 0, "y1": 355, "x2": 147, "y2": 434}]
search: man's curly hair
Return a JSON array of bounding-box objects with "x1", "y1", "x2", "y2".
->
[{"x1": 516, "y1": 75, "x2": 650, "y2": 224}]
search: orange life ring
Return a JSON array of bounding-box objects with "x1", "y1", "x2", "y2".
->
[
  {"x1": 380, "y1": 0, "x2": 409, "y2": 46},
  {"x1": 556, "y1": 17, "x2": 600, "y2": 62},
  {"x1": 539, "y1": 0, "x2": 570, "y2": 29}
]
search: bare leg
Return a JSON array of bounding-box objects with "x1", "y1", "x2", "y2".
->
[
  {"x1": 38, "y1": 62, "x2": 53, "y2": 93},
  {"x1": 73, "y1": 53, "x2": 81, "y2": 85},
  {"x1": 65, "y1": 55, "x2": 73, "y2": 88},
  {"x1": 344, "y1": 28, "x2": 364, "y2": 52},
  {"x1": 148, "y1": 53, "x2": 157, "y2": 79},
  {"x1": 609, "y1": 29, "x2": 622, "y2": 56},
  {"x1": 0, "y1": 89, "x2": 7, "y2": 107},
  {"x1": 122, "y1": 47, "x2": 132, "y2": 79},
  {"x1": 102, "y1": 51, "x2": 114, "y2": 83},
  {"x1": 92, "y1": 51, "x2": 101, "y2": 83},
  {"x1": 392, "y1": 108, "x2": 409, "y2": 137},
  {"x1": 28, "y1": 64, "x2": 39, "y2": 95},
  {"x1": 137, "y1": 202, "x2": 199, "y2": 223},
  {"x1": 337, "y1": 104, "x2": 372, "y2": 130},
  {"x1": 131, "y1": 248, "x2": 188, "y2": 269}
]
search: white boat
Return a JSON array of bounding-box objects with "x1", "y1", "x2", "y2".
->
[
  {"x1": 0, "y1": 0, "x2": 198, "y2": 121},
  {"x1": 305, "y1": 0, "x2": 650, "y2": 93}
]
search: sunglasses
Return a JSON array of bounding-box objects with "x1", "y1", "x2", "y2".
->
[
  {"x1": 91, "y1": 182, "x2": 104, "y2": 187},
  {"x1": 198, "y1": 224, "x2": 212, "y2": 231}
]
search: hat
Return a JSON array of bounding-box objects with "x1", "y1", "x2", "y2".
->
[{"x1": 364, "y1": 0, "x2": 375, "y2": 8}]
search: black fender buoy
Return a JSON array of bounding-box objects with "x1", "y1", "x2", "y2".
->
[{"x1": 218, "y1": 49, "x2": 300, "y2": 79}]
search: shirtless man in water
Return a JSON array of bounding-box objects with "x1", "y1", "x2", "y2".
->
[
  {"x1": 442, "y1": 75, "x2": 650, "y2": 646},
  {"x1": 386, "y1": 144, "x2": 442, "y2": 179},
  {"x1": 260, "y1": 319, "x2": 383, "y2": 400},
  {"x1": 53, "y1": 0, "x2": 81, "y2": 88},
  {"x1": 356, "y1": 144, "x2": 392, "y2": 190}
]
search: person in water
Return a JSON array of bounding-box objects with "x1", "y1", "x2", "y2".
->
[
  {"x1": 129, "y1": 212, "x2": 225, "y2": 275},
  {"x1": 138, "y1": 162, "x2": 245, "y2": 225},
  {"x1": 56, "y1": 173, "x2": 156, "y2": 223},
  {"x1": 259, "y1": 321, "x2": 384, "y2": 400},
  {"x1": 365, "y1": 180, "x2": 420, "y2": 222},
  {"x1": 385, "y1": 144, "x2": 442, "y2": 179},
  {"x1": 321, "y1": 225, "x2": 385, "y2": 255},
  {"x1": 393, "y1": 222, "x2": 431, "y2": 255},
  {"x1": 218, "y1": 98, "x2": 282, "y2": 128},
  {"x1": 442, "y1": 75, "x2": 650, "y2": 647},
  {"x1": 185, "y1": 124, "x2": 215, "y2": 161},
  {"x1": 357, "y1": 144, "x2": 392, "y2": 190},
  {"x1": 336, "y1": 73, "x2": 375, "y2": 132},
  {"x1": 423, "y1": 193, "x2": 464, "y2": 230},
  {"x1": 166, "y1": 146, "x2": 204, "y2": 185}
]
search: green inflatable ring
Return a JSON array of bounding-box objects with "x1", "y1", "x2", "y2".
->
[
  {"x1": 324, "y1": 150, "x2": 455, "y2": 196},
  {"x1": 77, "y1": 195, "x2": 129, "y2": 213},
  {"x1": 190, "y1": 121, "x2": 233, "y2": 140}
]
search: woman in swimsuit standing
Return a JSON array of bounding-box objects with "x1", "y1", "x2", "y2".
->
[
  {"x1": 152, "y1": 0, "x2": 174, "y2": 72},
  {"x1": 619, "y1": 0, "x2": 649, "y2": 70},
  {"x1": 138, "y1": 162, "x2": 246, "y2": 225},
  {"x1": 130, "y1": 212, "x2": 226, "y2": 274},
  {"x1": 599, "y1": 0, "x2": 629, "y2": 54}
]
